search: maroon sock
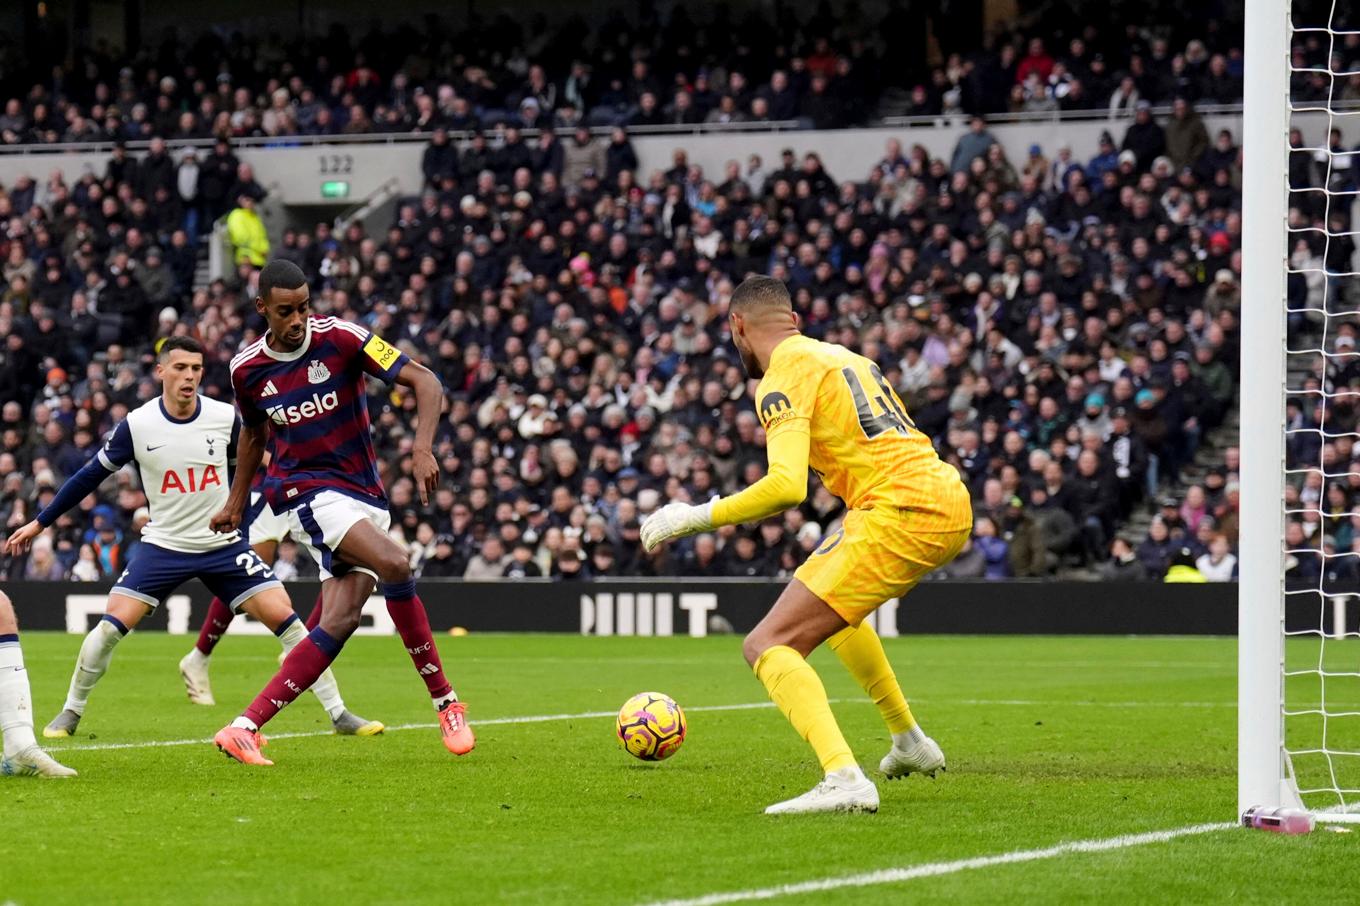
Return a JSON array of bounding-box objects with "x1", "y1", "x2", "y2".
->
[
  {"x1": 195, "y1": 597, "x2": 235, "y2": 656},
  {"x1": 384, "y1": 580, "x2": 453, "y2": 701},
  {"x1": 304, "y1": 589, "x2": 325, "y2": 631},
  {"x1": 241, "y1": 628, "x2": 343, "y2": 728}
]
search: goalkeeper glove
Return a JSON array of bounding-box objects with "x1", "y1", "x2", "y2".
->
[{"x1": 640, "y1": 500, "x2": 716, "y2": 552}]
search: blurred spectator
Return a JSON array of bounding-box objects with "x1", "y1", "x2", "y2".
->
[
  {"x1": 939, "y1": 537, "x2": 985, "y2": 578},
  {"x1": 972, "y1": 516, "x2": 1011, "y2": 579},
  {"x1": 1163, "y1": 546, "x2": 1207, "y2": 583},
  {"x1": 1165, "y1": 98, "x2": 1210, "y2": 170},
  {"x1": 724, "y1": 532, "x2": 767, "y2": 577},
  {"x1": 951, "y1": 116, "x2": 996, "y2": 173},
  {"x1": 23, "y1": 535, "x2": 64, "y2": 580},
  {"x1": 422, "y1": 128, "x2": 460, "y2": 188},
  {"x1": 1179, "y1": 485, "x2": 1211, "y2": 534},
  {"x1": 464, "y1": 538, "x2": 509, "y2": 580},
  {"x1": 1022, "y1": 144, "x2": 1050, "y2": 188},
  {"x1": 70, "y1": 543, "x2": 102, "y2": 581},
  {"x1": 1087, "y1": 131, "x2": 1119, "y2": 180},
  {"x1": 176, "y1": 151, "x2": 202, "y2": 239},
  {"x1": 503, "y1": 541, "x2": 544, "y2": 578},
  {"x1": 1071, "y1": 449, "x2": 1118, "y2": 563},
  {"x1": 1109, "y1": 76, "x2": 1141, "y2": 116},
  {"x1": 1108, "y1": 407, "x2": 1149, "y2": 518},
  {"x1": 270, "y1": 539, "x2": 308, "y2": 581},
  {"x1": 1015, "y1": 38, "x2": 1055, "y2": 85},
  {"x1": 421, "y1": 535, "x2": 468, "y2": 578},
  {"x1": 199, "y1": 139, "x2": 241, "y2": 227},
  {"x1": 1196, "y1": 534, "x2": 1238, "y2": 581},
  {"x1": 563, "y1": 127, "x2": 606, "y2": 186},
  {"x1": 681, "y1": 534, "x2": 724, "y2": 577},
  {"x1": 1137, "y1": 518, "x2": 1178, "y2": 578},
  {"x1": 590, "y1": 544, "x2": 619, "y2": 577},
  {"x1": 552, "y1": 547, "x2": 589, "y2": 580},
  {"x1": 1001, "y1": 496, "x2": 1049, "y2": 577},
  {"x1": 1284, "y1": 521, "x2": 1321, "y2": 589},
  {"x1": 1100, "y1": 537, "x2": 1149, "y2": 581},
  {"x1": 1121, "y1": 102, "x2": 1166, "y2": 170}
]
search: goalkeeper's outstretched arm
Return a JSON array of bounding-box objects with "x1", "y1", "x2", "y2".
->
[
  {"x1": 641, "y1": 428, "x2": 811, "y2": 551},
  {"x1": 711, "y1": 428, "x2": 810, "y2": 525}
]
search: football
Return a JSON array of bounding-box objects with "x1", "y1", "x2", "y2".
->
[{"x1": 616, "y1": 692, "x2": 687, "y2": 761}]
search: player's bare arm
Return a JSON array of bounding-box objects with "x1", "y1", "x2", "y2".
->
[
  {"x1": 393, "y1": 359, "x2": 443, "y2": 505},
  {"x1": 4, "y1": 519, "x2": 43, "y2": 556},
  {"x1": 210, "y1": 420, "x2": 269, "y2": 534}
]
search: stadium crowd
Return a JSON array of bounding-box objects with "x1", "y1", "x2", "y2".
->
[
  {"x1": 0, "y1": 72, "x2": 1274, "y2": 584},
  {"x1": 0, "y1": 9, "x2": 1252, "y2": 144}
]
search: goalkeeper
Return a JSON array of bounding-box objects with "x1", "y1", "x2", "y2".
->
[{"x1": 641, "y1": 276, "x2": 972, "y2": 815}]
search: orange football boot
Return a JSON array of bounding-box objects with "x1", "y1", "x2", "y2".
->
[
  {"x1": 439, "y1": 701, "x2": 475, "y2": 755},
  {"x1": 214, "y1": 726, "x2": 274, "y2": 766}
]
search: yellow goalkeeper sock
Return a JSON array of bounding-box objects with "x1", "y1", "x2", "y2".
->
[
  {"x1": 753, "y1": 645, "x2": 857, "y2": 774},
  {"x1": 828, "y1": 623, "x2": 918, "y2": 735}
]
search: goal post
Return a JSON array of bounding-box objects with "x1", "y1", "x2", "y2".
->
[
  {"x1": 1238, "y1": 0, "x2": 1293, "y2": 819},
  {"x1": 1241, "y1": 0, "x2": 1360, "y2": 824}
]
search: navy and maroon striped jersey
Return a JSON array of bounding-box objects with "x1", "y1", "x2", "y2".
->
[{"x1": 229, "y1": 316, "x2": 409, "y2": 511}]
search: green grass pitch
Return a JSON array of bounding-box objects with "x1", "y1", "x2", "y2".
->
[{"x1": 4, "y1": 632, "x2": 1356, "y2": 904}]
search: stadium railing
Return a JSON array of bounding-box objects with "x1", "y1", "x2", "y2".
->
[
  {"x1": 0, "y1": 112, "x2": 1258, "y2": 218},
  {"x1": 0, "y1": 101, "x2": 1274, "y2": 159}
]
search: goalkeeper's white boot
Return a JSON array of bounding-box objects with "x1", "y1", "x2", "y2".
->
[
  {"x1": 879, "y1": 735, "x2": 946, "y2": 779},
  {"x1": 178, "y1": 651, "x2": 215, "y2": 706},
  {"x1": 1, "y1": 745, "x2": 78, "y2": 778},
  {"x1": 765, "y1": 766, "x2": 879, "y2": 815}
]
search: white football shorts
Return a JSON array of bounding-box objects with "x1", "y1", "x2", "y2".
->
[
  {"x1": 246, "y1": 491, "x2": 292, "y2": 547},
  {"x1": 285, "y1": 489, "x2": 392, "y2": 582}
]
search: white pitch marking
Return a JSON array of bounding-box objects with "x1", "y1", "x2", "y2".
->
[
  {"x1": 947, "y1": 699, "x2": 1234, "y2": 708},
  {"x1": 48, "y1": 697, "x2": 1238, "y2": 754},
  {"x1": 638, "y1": 823, "x2": 1236, "y2": 906},
  {"x1": 50, "y1": 700, "x2": 800, "y2": 753}
]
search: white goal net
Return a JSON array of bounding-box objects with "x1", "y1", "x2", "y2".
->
[{"x1": 1242, "y1": 0, "x2": 1360, "y2": 822}]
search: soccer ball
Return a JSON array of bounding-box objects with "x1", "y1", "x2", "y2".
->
[{"x1": 616, "y1": 691, "x2": 686, "y2": 761}]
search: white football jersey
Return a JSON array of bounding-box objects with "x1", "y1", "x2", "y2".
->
[{"x1": 96, "y1": 396, "x2": 241, "y2": 553}]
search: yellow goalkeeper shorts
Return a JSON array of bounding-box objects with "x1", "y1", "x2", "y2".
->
[{"x1": 795, "y1": 501, "x2": 972, "y2": 626}]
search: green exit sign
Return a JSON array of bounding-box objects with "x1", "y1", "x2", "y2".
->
[{"x1": 321, "y1": 180, "x2": 350, "y2": 198}]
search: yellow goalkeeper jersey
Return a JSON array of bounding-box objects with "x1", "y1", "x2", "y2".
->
[{"x1": 754, "y1": 334, "x2": 971, "y2": 531}]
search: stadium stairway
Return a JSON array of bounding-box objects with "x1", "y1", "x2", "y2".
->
[
  {"x1": 1062, "y1": 397, "x2": 1242, "y2": 580},
  {"x1": 193, "y1": 245, "x2": 211, "y2": 292},
  {"x1": 1097, "y1": 321, "x2": 1323, "y2": 576}
]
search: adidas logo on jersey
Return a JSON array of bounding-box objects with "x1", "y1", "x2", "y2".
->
[
  {"x1": 261, "y1": 380, "x2": 279, "y2": 397},
  {"x1": 307, "y1": 360, "x2": 331, "y2": 384},
  {"x1": 266, "y1": 391, "x2": 339, "y2": 426}
]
